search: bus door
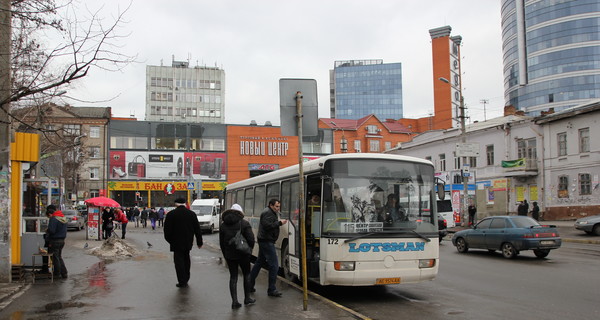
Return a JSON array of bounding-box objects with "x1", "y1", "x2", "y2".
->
[
  {"x1": 306, "y1": 175, "x2": 322, "y2": 279},
  {"x1": 281, "y1": 180, "x2": 300, "y2": 280}
]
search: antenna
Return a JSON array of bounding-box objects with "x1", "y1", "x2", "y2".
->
[{"x1": 480, "y1": 99, "x2": 489, "y2": 121}]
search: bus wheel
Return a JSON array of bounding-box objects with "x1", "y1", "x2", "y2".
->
[{"x1": 282, "y1": 244, "x2": 298, "y2": 282}]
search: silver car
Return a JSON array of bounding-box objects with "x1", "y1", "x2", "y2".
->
[
  {"x1": 575, "y1": 215, "x2": 600, "y2": 236},
  {"x1": 63, "y1": 209, "x2": 86, "y2": 231}
]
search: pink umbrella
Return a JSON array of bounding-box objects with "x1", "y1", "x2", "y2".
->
[{"x1": 84, "y1": 196, "x2": 121, "y2": 208}]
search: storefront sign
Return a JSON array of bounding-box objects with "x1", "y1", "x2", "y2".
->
[
  {"x1": 493, "y1": 179, "x2": 508, "y2": 191},
  {"x1": 249, "y1": 163, "x2": 279, "y2": 171},
  {"x1": 239, "y1": 136, "x2": 289, "y2": 156}
]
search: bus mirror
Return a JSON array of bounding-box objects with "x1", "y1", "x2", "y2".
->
[{"x1": 437, "y1": 183, "x2": 445, "y2": 201}]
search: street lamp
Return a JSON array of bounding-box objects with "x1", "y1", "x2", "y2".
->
[
  {"x1": 330, "y1": 121, "x2": 348, "y2": 153},
  {"x1": 439, "y1": 77, "x2": 469, "y2": 226}
]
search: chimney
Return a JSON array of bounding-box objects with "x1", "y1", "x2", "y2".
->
[{"x1": 504, "y1": 105, "x2": 517, "y2": 116}]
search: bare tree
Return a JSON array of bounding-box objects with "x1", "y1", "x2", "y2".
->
[{"x1": 4, "y1": 0, "x2": 134, "y2": 119}]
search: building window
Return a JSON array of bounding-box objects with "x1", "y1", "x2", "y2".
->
[
  {"x1": 517, "y1": 138, "x2": 537, "y2": 159},
  {"x1": 384, "y1": 141, "x2": 392, "y2": 150},
  {"x1": 558, "y1": 175, "x2": 569, "y2": 198},
  {"x1": 439, "y1": 154, "x2": 446, "y2": 172},
  {"x1": 369, "y1": 140, "x2": 380, "y2": 152},
  {"x1": 63, "y1": 124, "x2": 81, "y2": 136},
  {"x1": 454, "y1": 152, "x2": 461, "y2": 170},
  {"x1": 469, "y1": 156, "x2": 477, "y2": 168},
  {"x1": 90, "y1": 189, "x2": 100, "y2": 198},
  {"x1": 366, "y1": 125, "x2": 378, "y2": 134},
  {"x1": 557, "y1": 132, "x2": 567, "y2": 156},
  {"x1": 580, "y1": 173, "x2": 591, "y2": 195},
  {"x1": 579, "y1": 128, "x2": 589, "y2": 153},
  {"x1": 90, "y1": 126, "x2": 100, "y2": 138},
  {"x1": 89, "y1": 146, "x2": 100, "y2": 158},
  {"x1": 90, "y1": 167, "x2": 99, "y2": 180},
  {"x1": 486, "y1": 145, "x2": 494, "y2": 166},
  {"x1": 354, "y1": 140, "x2": 361, "y2": 152}
]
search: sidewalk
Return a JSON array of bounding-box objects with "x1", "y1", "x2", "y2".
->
[
  {"x1": 0, "y1": 229, "x2": 367, "y2": 319},
  {"x1": 448, "y1": 220, "x2": 600, "y2": 245}
]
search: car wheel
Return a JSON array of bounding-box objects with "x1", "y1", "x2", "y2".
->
[
  {"x1": 455, "y1": 238, "x2": 468, "y2": 253},
  {"x1": 593, "y1": 224, "x2": 600, "y2": 236},
  {"x1": 501, "y1": 243, "x2": 517, "y2": 259},
  {"x1": 533, "y1": 249, "x2": 550, "y2": 258},
  {"x1": 282, "y1": 243, "x2": 298, "y2": 282}
]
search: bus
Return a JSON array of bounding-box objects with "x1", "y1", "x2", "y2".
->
[{"x1": 224, "y1": 153, "x2": 444, "y2": 286}]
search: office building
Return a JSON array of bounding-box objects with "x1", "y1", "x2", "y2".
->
[
  {"x1": 502, "y1": 0, "x2": 600, "y2": 115},
  {"x1": 146, "y1": 57, "x2": 225, "y2": 123},
  {"x1": 329, "y1": 59, "x2": 403, "y2": 120}
]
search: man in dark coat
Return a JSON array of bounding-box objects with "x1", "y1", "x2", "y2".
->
[
  {"x1": 249, "y1": 199, "x2": 287, "y2": 297},
  {"x1": 46, "y1": 205, "x2": 68, "y2": 278},
  {"x1": 164, "y1": 198, "x2": 203, "y2": 288},
  {"x1": 517, "y1": 200, "x2": 529, "y2": 216}
]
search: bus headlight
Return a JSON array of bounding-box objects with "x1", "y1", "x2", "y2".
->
[
  {"x1": 418, "y1": 259, "x2": 436, "y2": 268},
  {"x1": 334, "y1": 261, "x2": 355, "y2": 271}
]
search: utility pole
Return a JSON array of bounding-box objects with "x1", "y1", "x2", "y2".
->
[
  {"x1": 459, "y1": 96, "x2": 469, "y2": 226},
  {"x1": 0, "y1": 0, "x2": 11, "y2": 282},
  {"x1": 295, "y1": 92, "x2": 309, "y2": 311},
  {"x1": 480, "y1": 99, "x2": 489, "y2": 121}
]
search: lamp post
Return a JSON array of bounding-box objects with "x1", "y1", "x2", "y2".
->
[
  {"x1": 439, "y1": 77, "x2": 469, "y2": 226},
  {"x1": 330, "y1": 121, "x2": 348, "y2": 153}
]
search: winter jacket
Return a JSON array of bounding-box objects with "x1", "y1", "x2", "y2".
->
[
  {"x1": 47, "y1": 211, "x2": 68, "y2": 240},
  {"x1": 219, "y1": 209, "x2": 255, "y2": 260},
  {"x1": 164, "y1": 205, "x2": 203, "y2": 252},
  {"x1": 115, "y1": 210, "x2": 128, "y2": 223},
  {"x1": 257, "y1": 206, "x2": 282, "y2": 243}
]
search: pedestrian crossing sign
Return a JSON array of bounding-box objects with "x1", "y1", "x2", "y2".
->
[{"x1": 187, "y1": 182, "x2": 195, "y2": 190}]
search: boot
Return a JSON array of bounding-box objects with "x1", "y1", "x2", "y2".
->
[
  {"x1": 243, "y1": 273, "x2": 255, "y2": 305},
  {"x1": 230, "y1": 277, "x2": 241, "y2": 309}
]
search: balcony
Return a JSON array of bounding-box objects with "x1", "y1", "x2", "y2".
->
[{"x1": 501, "y1": 158, "x2": 538, "y2": 177}]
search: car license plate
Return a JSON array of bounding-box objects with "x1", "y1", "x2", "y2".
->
[
  {"x1": 375, "y1": 277, "x2": 400, "y2": 285},
  {"x1": 540, "y1": 240, "x2": 555, "y2": 245}
]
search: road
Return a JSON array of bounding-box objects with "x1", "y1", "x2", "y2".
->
[{"x1": 306, "y1": 240, "x2": 600, "y2": 320}]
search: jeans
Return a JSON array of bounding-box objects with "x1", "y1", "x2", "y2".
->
[
  {"x1": 48, "y1": 239, "x2": 67, "y2": 277},
  {"x1": 250, "y1": 241, "x2": 279, "y2": 293}
]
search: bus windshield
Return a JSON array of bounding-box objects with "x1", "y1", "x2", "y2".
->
[{"x1": 321, "y1": 159, "x2": 436, "y2": 236}]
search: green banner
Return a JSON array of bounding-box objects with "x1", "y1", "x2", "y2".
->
[{"x1": 501, "y1": 158, "x2": 525, "y2": 168}]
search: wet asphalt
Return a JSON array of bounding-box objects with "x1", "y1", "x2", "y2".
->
[{"x1": 0, "y1": 225, "x2": 359, "y2": 320}]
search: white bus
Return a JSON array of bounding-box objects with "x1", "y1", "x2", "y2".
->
[{"x1": 224, "y1": 153, "x2": 444, "y2": 286}]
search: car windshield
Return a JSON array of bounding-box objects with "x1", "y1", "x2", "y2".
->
[
  {"x1": 191, "y1": 206, "x2": 212, "y2": 216},
  {"x1": 321, "y1": 159, "x2": 437, "y2": 237},
  {"x1": 511, "y1": 216, "x2": 540, "y2": 228}
]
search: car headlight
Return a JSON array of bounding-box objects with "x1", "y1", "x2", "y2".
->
[
  {"x1": 419, "y1": 259, "x2": 436, "y2": 268},
  {"x1": 577, "y1": 221, "x2": 588, "y2": 225}
]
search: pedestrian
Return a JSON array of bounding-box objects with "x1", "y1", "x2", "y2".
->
[
  {"x1": 531, "y1": 201, "x2": 540, "y2": 221},
  {"x1": 517, "y1": 200, "x2": 528, "y2": 216},
  {"x1": 45, "y1": 204, "x2": 68, "y2": 279},
  {"x1": 141, "y1": 207, "x2": 149, "y2": 228},
  {"x1": 249, "y1": 199, "x2": 287, "y2": 297},
  {"x1": 38, "y1": 208, "x2": 53, "y2": 274},
  {"x1": 219, "y1": 204, "x2": 256, "y2": 309},
  {"x1": 468, "y1": 204, "x2": 477, "y2": 227},
  {"x1": 149, "y1": 207, "x2": 158, "y2": 230},
  {"x1": 132, "y1": 206, "x2": 141, "y2": 227},
  {"x1": 102, "y1": 207, "x2": 115, "y2": 239},
  {"x1": 114, "y1": 208, "x2": 129, "y2": 239},
  {"x1": 158, "y1": 207, "x2": 165, "y2": 227},
  {"x1": 164, "y1": 198, "x2": 203, "y2": 288}
]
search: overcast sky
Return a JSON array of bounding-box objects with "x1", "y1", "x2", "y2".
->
[{"x1": 60, "y1": 0, "x2": 505, "y2": 126}]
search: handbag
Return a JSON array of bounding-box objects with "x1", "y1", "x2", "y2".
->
[
  {"x1": 228, "y1": 222, "x2": 251, "y2": 255},
  {"x1": 128, "y1": 155, "x2": 146, "y2": 177}
]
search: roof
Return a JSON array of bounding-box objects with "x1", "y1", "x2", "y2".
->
[
  {"x1": 535, "y1": 100, "x2": 600, "y2": 124},
  {"x1": 321, "y1": 114, "x2": 412, "y2": 133}
]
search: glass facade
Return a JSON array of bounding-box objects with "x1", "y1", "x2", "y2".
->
[
  {"x1": 332, "y1": 60, "x2": 403, "y2": 120},
  {"x1": 502, "y1": 0, "x2": 600, "y2": 115}
]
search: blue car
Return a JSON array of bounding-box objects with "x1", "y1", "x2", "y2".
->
[{"x1": 451, "y1": 216, "x2": 562, "y2": 259}]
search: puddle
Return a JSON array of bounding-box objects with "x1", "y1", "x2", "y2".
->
[{"x1": 86, "y1": 261, "x2": 110, "y2": 291}]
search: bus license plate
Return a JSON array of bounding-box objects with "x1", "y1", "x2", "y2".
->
[
  {"x1": 540, "y1": 240, "x2": 555, "y2": 245},
  {"x1": 375, "y1": 277, "x2": 400, "y2": 285}
]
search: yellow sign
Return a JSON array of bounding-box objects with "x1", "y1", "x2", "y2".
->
[
  {"x1": 530, "y1": 185, "x2": 538, "y2": 201},
  {"x1": 203, "y1": 182, "x2": 225, "y2": 191},
  {"x1": 493, "y1": 179, "x2": 508, "y2": 191},
  {"x1": 516, "y1": 186, "x2": 525, "y2": 202}
]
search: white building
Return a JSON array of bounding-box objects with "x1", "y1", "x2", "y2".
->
[{"x1": 146, "y1": 57, "x2": 225, "y2": 123}]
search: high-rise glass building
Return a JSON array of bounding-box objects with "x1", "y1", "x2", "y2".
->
[
  {"x1": 329, "y1": 60, "x2": 403, "y2": 120},
  {"x1": 502, "y1": 0, "x2": 600, "y2": 115},
  {"x1": 146, "y1": 58, "x2": 225, "y2": 123}
]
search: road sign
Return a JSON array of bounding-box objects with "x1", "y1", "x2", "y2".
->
[
  {"x1": 279, "y1": 79, "x2": 318, "y2": 137},
  {"x1": 187, "y1": 182, "x2": 195, "y2": 190}
]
